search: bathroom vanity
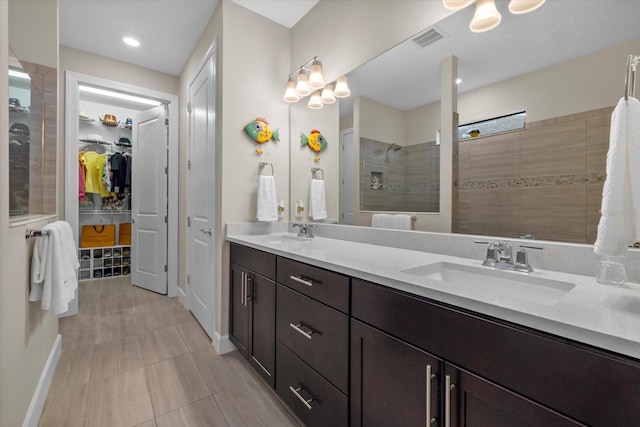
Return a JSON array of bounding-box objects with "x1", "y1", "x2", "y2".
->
[{"x1": 227, "y1": 228, "x2": 640, "y2": 427}]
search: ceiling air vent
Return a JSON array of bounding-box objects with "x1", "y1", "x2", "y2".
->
[{"x1": 412, "y1": 27, "x2": 445, "y2": 48}]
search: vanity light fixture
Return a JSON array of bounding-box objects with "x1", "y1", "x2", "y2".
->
[
  {"x1": 307, "y1": 59, "x2": 325, "y2": 90},
  {"x1": 308, "y1": 91, "x2": 324, "y2": 109},
  {"x1": 283, "y1": 56, "x2": 350, "y2": 108},
  {"x1": 283, "y1": 75, "x2": 300, "y2": 102},
  {"x1": 470, "y1": 0, "x2": 502, "y2": 33},
  {"x1": 122, "y1": 36, "x2": 140, "y2": 47},
  {"x1": 443, "y1": 0, "x2": 545, "y2": 33},
  {"x1": 320, "y1": 83, "x2": 336, "y2": 104},
  {"x1": 295, "y1": 71, "x2": 312, "y2": 97},
  {"x1": 333, "y1": 76, "x2": 351, "y2": 98}
]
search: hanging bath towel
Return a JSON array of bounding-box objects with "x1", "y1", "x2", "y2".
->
[
  {"x1": 309, "y1": 179, "x2": 327, "y2": 220},
  {"x1": 594, "y1": 97, "x2": 640, "y2": 256},
  {"x1": 257, "y1": 175, "x2": 278, "y2": 222}
]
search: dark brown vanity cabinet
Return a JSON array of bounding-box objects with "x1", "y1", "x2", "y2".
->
[
  {"x1": 352, "y1": 278, "x2": 640, "y2": 427},
  {"x1": 275, "y1": 257, "x2": 350, "y2": 427},
  {"x1": 351, "y1": 319, "x2": 442, "y2": 427},
  {"x1": 229, "y1": 243, "x2": 276, "y2": 387}
]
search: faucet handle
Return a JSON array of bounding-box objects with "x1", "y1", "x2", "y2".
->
[
  {"x1": 515, "y1": 245, "x2": 543, "y2": 272},
  {"x1": 476, "y1": 241, "x2": 500, "y2": 266},
  {"x1": 306, "y1": 224, "x2": 314, "y2": 238}
]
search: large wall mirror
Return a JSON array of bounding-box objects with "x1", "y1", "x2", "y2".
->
[{"x1": 322, "y1": 0, "x2": 640, "y2": 244}]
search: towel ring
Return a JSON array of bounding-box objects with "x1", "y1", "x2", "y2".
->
[
  {"x1": 311, "y1": 167, "x2": 324, "y2": 180},
  {"x1": 259, "y1": 161, "x2": 274, "y2": 176}
]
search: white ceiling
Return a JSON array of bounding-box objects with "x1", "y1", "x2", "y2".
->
[
  {"x1": 59, "y1": 0, "x2": 317, "y2": 76},
  {"x1": 343, "y1": 0, "x2": 640, "y2": 116}
]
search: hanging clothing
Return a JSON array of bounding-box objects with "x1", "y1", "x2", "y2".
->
[
  {"x1": 78, "y1": 152, "x2": 86, "y2": 199},
  {"x1": 81, "y1": 151, "x2": 114, "y2": 197},
  {"x1": 109, "y1": 152, "x2": 128, "y2": 194}
]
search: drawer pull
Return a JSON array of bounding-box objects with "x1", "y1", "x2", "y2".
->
[
  {"x1": 426, "y1": 364, "x2": 436, "y2": 425},
  {"x1": 289, "y1": 385, "x2": 314, "y2": 410},
  {"x1": 290, "y1": 275, "x2": 316, "y2": 287},
  {"x1": 289, "y1": 322, "x2": 315, "y2": 339}
]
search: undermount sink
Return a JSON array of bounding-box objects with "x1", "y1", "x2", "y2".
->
[
  {"x1": 401, "y1": 262, "x2": 575, "y2": 305},
  {"x1": 262, "y1": 234, "x2": 311, "y2": 245}
]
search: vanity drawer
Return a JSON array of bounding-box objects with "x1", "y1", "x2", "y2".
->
[
  {"x1": 277, "y1": 284, "x2": 349, "y2": 393},
  {"x1": 277, "y1": 256, "x2": 349, "y2": 313},
  {"x1": 276, "y1": 341, "x2": 348, "y2": 427},
  {"x1": 230, "y1": 242, "x2": 275, "y2": 280}
]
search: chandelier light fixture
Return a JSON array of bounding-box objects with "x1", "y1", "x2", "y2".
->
[
  {"x1": 283, "y1": 56, "x2": 350, "y2": 109},
  {"x1": 442, "y1": 0, "x2": 545, "y2": 33}
]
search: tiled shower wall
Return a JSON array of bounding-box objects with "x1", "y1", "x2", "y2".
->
[
  {"x1": 455, "y1": 106, "x2": 613, "y2": 244},
  {"x1": 360, "y1": 138, "x2": 440, "y2": 212}
]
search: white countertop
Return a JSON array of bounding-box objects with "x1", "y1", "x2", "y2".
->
[{"x1": 227, "y1": 231, "x2": 640, "y2": 361}]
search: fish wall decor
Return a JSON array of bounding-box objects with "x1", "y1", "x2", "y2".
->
[
  {"x1": 244, "y1": 117, "x2": 279, "y2": 155},
  {"x1": 300, "y1": 129, "x2": 327, "y2": 162}
]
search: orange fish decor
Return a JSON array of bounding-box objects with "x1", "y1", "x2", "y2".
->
[
  {"x1": 244, "y1": 117, "x2": 279, "y2": 155},
  {"x1": 301, "y1": 129, "x2": 327, "y2": 162}
]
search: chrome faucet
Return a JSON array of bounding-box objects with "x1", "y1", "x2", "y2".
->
[
  {"x1": 293, "y1": 223, "x2": 314, "y2": 238},
  {"x1": 476, "y1": 240, "x2": 543, "y2": 273}
]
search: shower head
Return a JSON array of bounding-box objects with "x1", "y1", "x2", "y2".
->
[{"x1": 386, "y1": 143, "x2": 402, "y2": 152}]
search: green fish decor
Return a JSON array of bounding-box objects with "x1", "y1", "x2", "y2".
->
[
  {"x1": 244, "y1": 117, "x2": 279, "y2": 155},
  {"x1": 301, "y1": 129, "x2": 327, "y2": 162}
]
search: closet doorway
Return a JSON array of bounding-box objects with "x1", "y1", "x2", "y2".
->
[{"x1": 65, "y1": 72, "x2": 179, "y2": 310}]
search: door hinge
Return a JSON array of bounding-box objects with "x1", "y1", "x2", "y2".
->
[
  {"x1": 187, "y1": 103, "x2": 192, "y2": 114},
  {"x1": 187, "y1": 160, "x2": 191, "y2": 170},
  {"x1": 164, "y1": 215, "x2": 168, "y2": 223},
  {"x1": 164, "y1": 265, "x2": 168, "y2": 272},
  {"x1": 187, "y1": 274, "x2": 190, "y2": 285},
  {"x1": 165, "y1": 118, "x2": 169, "y2": 126},
  {"x1": 164, "y1": 166, "x2": 168, "y2": 174},
  {"x1": 187, "y1": 216, "x2": 191, "y2": 227}
]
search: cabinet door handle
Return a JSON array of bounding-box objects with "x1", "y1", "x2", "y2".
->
[
  {"x1": 426, "y1": 365, "x2": 436, "y2": 426},
  {"x1": 289, "y1": 322, "x2": 315, "y2": 339},
  {"x1": 245, "y1": 275, "x2": 252, "y2": 303},
  {"x1": 290, "y1": 275, "x2": 315, "y2": 287},
  {"x1": 240, "y1": 272, "x2": 245, "y2": 306},
  {"x1": 445, "y1": 374, "x2": 455, "y2": 427},
  {"x1": 289, "y1": 385, "x2": 314, "y2": 410}
]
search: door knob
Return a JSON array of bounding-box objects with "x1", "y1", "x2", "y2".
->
[{"x1": 200, "y1": 227, "x2": 213, "y2": 236}]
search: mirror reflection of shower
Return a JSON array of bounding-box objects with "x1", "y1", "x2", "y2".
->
[{"x1": 384, "y1": 143, "x2": 402, "y2": 164}]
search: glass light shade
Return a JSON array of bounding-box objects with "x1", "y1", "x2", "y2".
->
[
  {"x1": 320, "y1": 84, "x2": 336, "y2": 104},
  {"x1": 308, "y1": 91, "x2": 323, "y2": 109},
  {"x1": 508, "y1": 0, "x2": 545, "y2": 14},
  {"x1": 308, "y1": 63, "x2": 325, "y2": 90},
  {"x1": 333, "y1": 76, "x2": 351, "y2": 98},
  {"x1": 295, "y1": 72, "x2": 312, "y2": 97},
  {"x1": 442, "y1": 0, "x2": 474, "y2": 10},
  {"x1": 469, "y1": 0, "x2": 502, "y2": 33},
  {"x1": 283, "y1": 80, "x2": 300, "y2": 103}
]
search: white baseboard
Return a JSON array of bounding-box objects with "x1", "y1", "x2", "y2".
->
[
  {"x1": 23, "y1": 334, "x2": 62, "y2": 427},
  {"x1": 213, "y1": 332, "x2": 236, "y2": 355}
]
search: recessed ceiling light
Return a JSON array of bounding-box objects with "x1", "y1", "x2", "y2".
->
[
  {"x1": 456, "y1": 78, "x2": 462, "y2": 85},
  {"x1": 122, "y1": 37, "x2": 140, "y2": 47}
]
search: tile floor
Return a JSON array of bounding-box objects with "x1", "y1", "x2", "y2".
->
[{"x1": 39, "y1": 278, "x2": 301, "y2": 427}]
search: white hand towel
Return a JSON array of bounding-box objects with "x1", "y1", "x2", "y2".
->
[
  {"x1": 595, "y1": 97, "x2": 640, "y2": 257},
  {"x1": 257, "y1": 175, "x2": 278, "y2": 222},
  {"x1": 309, "y1": 179, "x2": 327, "y2": 220},
  {"x1": 29, "y1": 224, "x2": 53, "y2": 302},
  {"x1": 372, "y1": 214, "x2": 393, "y2": 229},
  {"x1": 391, "y1": 214, "x2": 413, "y2": 230},
  {"x1": 29, "y1": 221, "x2": 79, "y2": 315}
]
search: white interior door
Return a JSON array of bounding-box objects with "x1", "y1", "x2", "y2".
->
[
  {"x1": 131, "y1": 105, "x2": 168, "y2": 294},
  {"x1": 187, "y1": 51, "x2": 216, "y2": 337},
  {"x1": 340, "y1": 129, "x2": 355, "y2": 224}
]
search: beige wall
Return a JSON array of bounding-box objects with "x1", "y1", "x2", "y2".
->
[
  {"x1": 358, "y1": 96, "x2": 407, "y2": 145},
  {"x1": 179, "y1": 0, "x2": 291, "y2": 338},
  {"x1": 1, "y1": 1, "x2": 59, "y2": 426},
  {"x1": 458, "y1": 38, "x2": 640, "y2": 125}
]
